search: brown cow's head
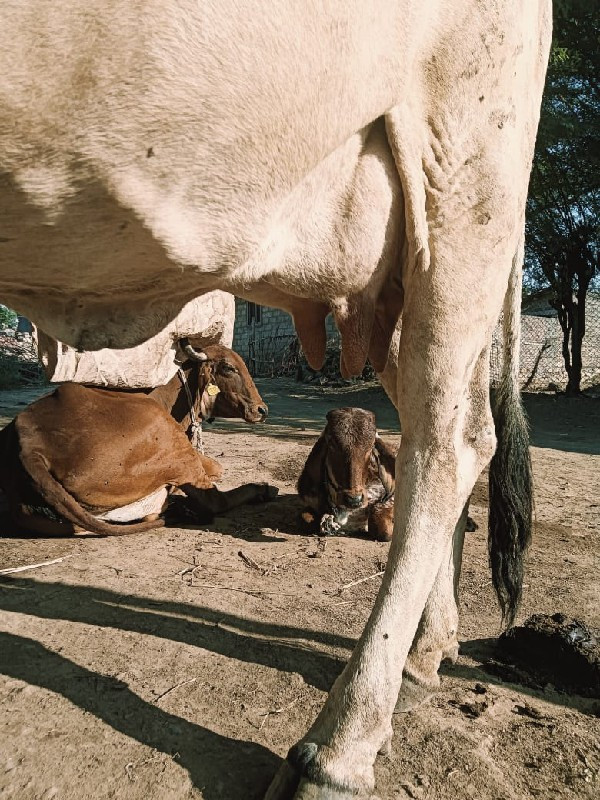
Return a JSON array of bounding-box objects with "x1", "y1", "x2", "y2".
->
[
  {"x1": 179, "y1": 340, "x2": 268, "y2": 423},
  {"x1": 322, "y1": 407, "x2": 378, "y2": 511}
]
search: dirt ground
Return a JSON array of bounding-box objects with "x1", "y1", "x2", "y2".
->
[{"x1": 0, "y1": 378, "x2": 598, "y2": 800}]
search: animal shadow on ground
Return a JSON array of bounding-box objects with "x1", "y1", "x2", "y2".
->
[
  {"x1": 442, "y1": 637, "x2": 600, "y2": 716},
  {"x1": 214, "y1": 493, "x2": 388, "y2": 543},
  {"x1": 0, "y1": 576, "x2": 351, "y2": 797},
  {"x1": 0, "y1": 503, "x2": 288, "y2": 543},
  {"x1": 0, "y1": 577, "x2": 348, "y2": 691},
  {"x1": 0, "y1": 630, "x2": 279, "y2": 800}
]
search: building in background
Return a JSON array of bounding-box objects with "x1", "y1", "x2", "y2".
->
[
  {"x1": 233, "y1": 293, "x2": 600, "y2": 389},
  {"x1": 232, "y1": 299, "x2": 339, "y2": 376}
]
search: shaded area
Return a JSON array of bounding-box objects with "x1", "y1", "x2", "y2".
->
[
  {"x1": 211, "y1": 378, "x2": 400, "y2": 439},
  {"x1": 3, "y1": 379, "x2": 599, "y2": 456},
  {"x1": 445, "y1": 637, "x2": 600, "y2": 716},
  {"x1": 0, "y1": 631, "x2": 280, "y2": 800},
  {"x1": 0, "y1": 576, "x2": 348, "y2": 691},
  {"x1": 0, "y1": 385, "x2": 52, "y2": 428},
  {"x1": 211, "y1": 379, "x2": 600, "y2": 456},
  {"x1": 211, "y1": 492, "x2": 388, "y2": 543},
  {"x1": 523, "y1": 392, "x2": 600, "y2": 455}
]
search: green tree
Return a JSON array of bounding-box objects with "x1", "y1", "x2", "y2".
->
[
  {"x1": 0, "y1": 304, "x2": 17, "y2": 330},
  {"x1": 525, "y1": 0, "x2": 599, "y2": 394}
]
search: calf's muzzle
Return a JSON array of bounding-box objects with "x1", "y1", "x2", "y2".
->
[{"x1": 343, "y1": 491, "x2": 364, "y2": 508}]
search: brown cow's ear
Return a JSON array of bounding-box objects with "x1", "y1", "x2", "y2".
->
[
  {"x1": 202, "y1": 360, "x2": 216, "y2": 383},
  {"x1": 374, "y1": 436, "x2": 396, "y2": 484}
]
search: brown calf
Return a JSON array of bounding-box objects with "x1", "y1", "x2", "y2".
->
[
  {"x1": 297, "y1": 407, "x2": 397, "y2": 541},
  {"x1": 0, "y1": 340, "x2": 276, "y2": 536}
]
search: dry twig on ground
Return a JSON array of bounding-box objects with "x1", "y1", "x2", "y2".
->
[
  {"x1": 338, "y1": 570, "x2": 385, "y2": 593},
  {"x1": 0, "y1": 556, "x2": 71, "y2": 575}
]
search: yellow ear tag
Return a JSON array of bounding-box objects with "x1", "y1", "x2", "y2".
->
[{"x1": 206, "y1": 383, "x2": 220, "y2": 396}]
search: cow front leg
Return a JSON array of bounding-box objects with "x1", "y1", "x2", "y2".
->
[
  {"x1": 182, "y1": 483, "x2": 278, "y2": 518},
  {"x1": 265, "y1": 176, "x2": 534, "y2": 800},
  {"x1": 265, "y1": 288, "x2": 505, "y2": 798}
]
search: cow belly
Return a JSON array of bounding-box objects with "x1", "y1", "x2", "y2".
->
[{"x1": 94, "y1": 487, "x2": 169, "y2": 522}]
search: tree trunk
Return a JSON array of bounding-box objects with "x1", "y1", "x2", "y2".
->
[
  {"x1": 565, "y1": 273, "x2": 591, "y2": 396},
  {"x1": 556, "y1": 302, "x2": 574, "y2": 392},
  {"x1": 565, "y1": 299, "x2": 582, "y2": 395}
]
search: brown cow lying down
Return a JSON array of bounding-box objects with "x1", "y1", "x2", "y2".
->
[
  {"x1": 0, "y1": 340, "x2": 277, "y2": 536},
  {"x1": 298, "y1": 407, "x2": 396, "y2": 541}
]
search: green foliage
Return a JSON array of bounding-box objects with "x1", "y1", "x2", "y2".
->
[
  {"x1": 0, "y1": 305, "x2": 17, "y2": 330},
  {"x1": 526, "y1": 1, "x2": 599, "y2": 284},
  {"x1": 525, "y1": 0, "x2": 599, "y2": 392}
]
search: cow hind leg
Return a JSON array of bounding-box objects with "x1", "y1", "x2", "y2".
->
[
  {"x1": 395, "y1": 341, "x2": 491, "y2": 711},
  {"x1": 395, "y1": 502, "x2": 468, "y2": 712}
]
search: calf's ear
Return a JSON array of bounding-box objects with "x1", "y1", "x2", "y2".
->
[{"x1": 374, "y1": 437, "x2": 396, "y2": 485}]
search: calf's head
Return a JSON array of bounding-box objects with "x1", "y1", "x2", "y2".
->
[
  {"x1": 179, "y1": 339, "x2": 268, "y2": 423},
  {"x1": 322, "y1": 407, "x2": 378, "y2": 510}
]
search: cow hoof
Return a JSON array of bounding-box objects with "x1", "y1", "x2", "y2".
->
[
  {"x1": 264, "y1": 744, "x2": 376, "y2": 800},
  {"x1": 265, "y1": 484, "x2": 279, "y2": 500},
  {"x1": 265, "y1": 765, "x2": 373, "y2": 799}
]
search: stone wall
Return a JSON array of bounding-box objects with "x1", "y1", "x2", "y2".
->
[
  {"x1": 232, "y1": 300, "x2": 339, "y2": 375},
  {"x1": 233, "y1": 295, "x2": 600, "y2": 388}
]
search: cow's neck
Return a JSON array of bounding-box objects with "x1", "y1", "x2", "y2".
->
[{"x1": 149, "y1": 365, "x2": 205, "y2": 429}]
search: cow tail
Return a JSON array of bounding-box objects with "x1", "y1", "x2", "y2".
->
[
  {"x1": 488, "y1": 242, "x2": 533, "y2": 628},
  {"x1": 19, "y1": 450, "x2": 165, "y2": 536}
]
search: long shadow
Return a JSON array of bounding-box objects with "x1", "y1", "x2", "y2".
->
[
  {"x1": 0, "y1": 577, "x2": 349, "y2": 691},
  {"x1": 439, "y1": 637, "x2": 600, "y2": 716},
  {"x1": 0, "y1": 632, "x2": 280, "y2": 799}
]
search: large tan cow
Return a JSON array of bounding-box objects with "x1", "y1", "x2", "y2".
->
[{"x1": 0, "y1": 2, "x2": 551, "y2": 798}]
